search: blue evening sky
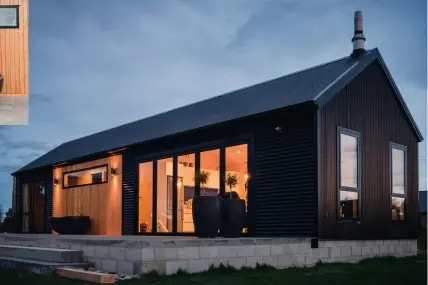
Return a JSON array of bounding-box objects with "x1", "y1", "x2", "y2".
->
[{"x1": 0, "y1": 0, "x2": 426, "y2": 209}]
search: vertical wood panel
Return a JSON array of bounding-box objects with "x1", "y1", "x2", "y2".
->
[
  {"x1": 52, "y1": 155, "x2": 122, "y2": 235},
  {"x1": 0, "y1": 0, "x2": 28, "y2": 95},
  {"x1": 319, "y1": 61, "x2": 419, "y2": 239}
]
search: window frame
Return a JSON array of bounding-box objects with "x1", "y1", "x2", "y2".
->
[
  {"x1": 337, "y1": 127, "x2": 361, "y2": 222},
  {"x1": 0, "y1": 5, "x2": 20, "y2": 29},
  {"x1": 389, "y1": 142, "x2": 407, "y2": 221},
  {"x1": 62, "y1": 164, "x2": 109, "y2": 189}
]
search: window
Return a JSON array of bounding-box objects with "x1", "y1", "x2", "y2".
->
[
  {"x1": 390, "y1": 143, "x2": 407, "y2": 221},
  {"x1": 337, "y1": 128, "x2": 361, "y2": 220},
  {"x1": 200, "y1": 149, "x2": 220, "y2": 196},
  {"x1": 177, "y1": 153, "x2": 195, "y2": 233},
  {"x1": 225, "y1": 144, "x2": 248, "y2": 205},
  {"x1": 138, "y1": 162, "x2": 153, "y2": 233},
  {"x1": 63, "y1": 165, "x2": 108, "y2": 188},
  {"x1": 0, "y1": 6, "x2": 19, "y2": 28},
  {"x1": 157, "y1": 157, "x2": 173, "y2": 233}
]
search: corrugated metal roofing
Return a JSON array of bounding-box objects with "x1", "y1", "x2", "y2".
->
[{"x1": 13, "y1": 48, "x2": 423, "y2": 174}]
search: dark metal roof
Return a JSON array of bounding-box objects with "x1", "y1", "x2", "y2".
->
[
  {"x1": 13, "y1": 48, "x2": 423, "y2": 174},
  {"x1": 420, "y1": 191, "x2": 427, "y2": 213}
]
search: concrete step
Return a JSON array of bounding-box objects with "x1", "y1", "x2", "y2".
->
[
  {"x1": 0, "y1": 245, "x2": 84, "y2": 263},
  {"x1": 0, "y1": 256, "x2": 92, "y2": 275}
]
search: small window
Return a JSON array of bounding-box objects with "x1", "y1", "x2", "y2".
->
[
  {"x1": 337, "y1": 127, "x2": 361, "y2": 221},
  {"x1": 390, "y1": 143, "x2": 407, "y2": 221},
  {"x1": 63, "y1": 165, "x2": 108, "y2": 188},
  {"x1": 0, "y1": 6, "x2": 19, "y2": 28}
]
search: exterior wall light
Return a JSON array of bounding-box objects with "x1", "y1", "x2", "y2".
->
[
  {"x1": 111, "y1": 168, "x2": 118, "y2": 176},
  {"x1": 53, "y1": 179, "x2": 59, "y2": 185}
]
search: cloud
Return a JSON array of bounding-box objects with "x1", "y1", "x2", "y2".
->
[{"x1": 0, "y1": 0, "x2": 426, "y2": 208}]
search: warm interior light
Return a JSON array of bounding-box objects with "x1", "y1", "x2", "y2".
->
[
  {"x1": 244, "y1": 173, "x2": 249, "y2": 180},
  {"x1": 237, "y1": 150, "x2": 241, "y2": 154}
]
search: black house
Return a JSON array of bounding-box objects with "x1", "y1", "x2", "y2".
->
[{"x1": 11, "y1": 11, "x2": 423, "y2": 240}]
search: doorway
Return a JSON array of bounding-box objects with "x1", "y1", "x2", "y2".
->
[{"x1": 21, "y1": 181, "x2": 45, "y2": 233}]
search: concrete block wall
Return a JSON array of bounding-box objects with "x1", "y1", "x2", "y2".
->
[{"x1": 0, "y1": 234, "x2": 419, "y2": 275}]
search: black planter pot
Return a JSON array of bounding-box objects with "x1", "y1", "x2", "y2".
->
[
  {"x1": 50, "y1": 216, "x2": 91, "y2": 235},
  {"x1": 192, "y1": 196, "x2": 222, "y2": 238},
  {"x1": 220, "y1": 198, "x2": 246, "y2": 238}
]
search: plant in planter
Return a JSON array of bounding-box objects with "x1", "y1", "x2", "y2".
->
[
  {"x1": 220, "y1": 172, "x2": 246, "y2": 238},
  {"x1": 140, "y1": 221, "x2": 149, "y2": 233},
  {"x1": 192, "y1": 170, "x2": 221, "y2": 238}
]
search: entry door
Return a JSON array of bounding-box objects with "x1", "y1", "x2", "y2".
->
[{"x1": 21, "y1": 181, "x2": 45, "y2": 233}]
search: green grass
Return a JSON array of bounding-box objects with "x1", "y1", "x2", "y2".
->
[{"x1": 0, "y1": 254, "x2": 426, "y2": 285}]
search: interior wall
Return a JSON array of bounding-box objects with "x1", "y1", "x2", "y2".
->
[
  {"x1": 52, "y1": 155, "x2": 122, "y2": 235},
  {"x1": 0, "y1": 0, "x2": 29, "y2": 95}
]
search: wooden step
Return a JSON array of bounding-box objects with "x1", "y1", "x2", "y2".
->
[{"x1": 56, "y1": 267, "x2": 116, "y2": 284}]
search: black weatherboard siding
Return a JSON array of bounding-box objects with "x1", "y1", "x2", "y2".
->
[
  {"x1": 120, "y1": 102, "x2": 318, "y2": 237},
  {"x1": 319, "y1": 60, "x2": 420, "y2": 240}
]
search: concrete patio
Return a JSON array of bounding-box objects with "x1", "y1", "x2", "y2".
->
[{"x1": 0, "y1": 95, "x2": 28, "y2": 125}]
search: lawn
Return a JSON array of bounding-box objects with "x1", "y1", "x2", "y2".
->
[{"x1": 0, "y1": 254, "x2": 426, "y2": 285}]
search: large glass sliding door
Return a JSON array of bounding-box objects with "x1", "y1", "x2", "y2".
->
[{"x1": 137, "y1": 142, "x2": 249, "y2": 235}]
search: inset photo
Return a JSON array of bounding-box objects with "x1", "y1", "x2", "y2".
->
[{"x1": 0, "y1": 0, "x2": 29, "y2": 125}]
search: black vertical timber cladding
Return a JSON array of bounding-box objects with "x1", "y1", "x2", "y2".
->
[
  {"x1": 44, "y1": 172, "x2": 53, "y2": 233},
  {"x1": 14, "y1": 176, "x2": 21, "y2": 227},
  {"x1": 252, "y1": 109, "x2": 317, "y2": 237},
  {"x1": 319, "y1": 61, "x2": 420, "y2": 239},
  {"x1": 122, "y1": 150, "x2": 137, "y2": 235}
]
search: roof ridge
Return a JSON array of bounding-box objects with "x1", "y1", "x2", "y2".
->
[{"x1": 63, "y1": 51, "x2": 375, "y2": 146}]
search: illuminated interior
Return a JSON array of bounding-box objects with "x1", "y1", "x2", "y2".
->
[
  {"x1": 137, "y1": 143, "x2": 249, "y2": 234},
  {"x1": 63, "y1": 165, "x2": 108, "y2": 188}
]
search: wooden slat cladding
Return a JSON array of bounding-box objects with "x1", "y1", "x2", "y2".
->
[
  {"x1": 0, "y1": 0, "x2": 29, "y2": 95},
  {"x1": 52, "y1": 156, "x2": 122, "y2": 235},
  {"x1": 319, "y1": 61, "x2": 419, "y2": 239}
]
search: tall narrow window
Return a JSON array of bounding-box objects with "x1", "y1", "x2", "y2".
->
[
  {"x1": 390, "y1": 143, "x2": 407, "y2": 221},
  {"x1": 337, "y1": 127, "x2": 361, "y2": 220},
  {"x1": 177, "y1": 153, "x2": 195, "y2": 233},
  {"x1": 157, "y1": 157, "x2": 173, "y2": 233},
  {"x1": 138, "y1": 162, "x2": 153, "y2": 233}
]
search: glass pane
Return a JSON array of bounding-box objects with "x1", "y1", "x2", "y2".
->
[
  {"x1": 391, "y1": 196, "x2": 405, "y2": 220},
  {"x1": 63, "y1": 166, "x2": 108, "y2": 188},
  {"x1": 200, "y1": 149, "x2": 220, "y2": 196},
  {"x1": 225, "y1": 144, "x2": 248, "y2": 205},
  {"x1": 0, "y1": 7, "x2": 18, "y2": 27},
  {"x1": 138, "y1": 162, "x2": 153, "y2": 233},
  {"x1": 339, "y1": 190, "x2": 358, "y2": 219},
  {"x1": 177, "y1": 153, "x2": 195, "y2": 233},
  {"x1": 340, "y1": 133, "x2": 358, "y2": 188},
  {"x1": 157, "y1": 157, "x2": 173, "y2": 233},
  {"x1": 392, "y1": 148, "x2": 405, "y2": 195}
]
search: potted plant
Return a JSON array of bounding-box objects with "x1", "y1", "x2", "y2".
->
[
  {"x1": 220, "y1": 172, "x2": 246, "y2": 238},
  {"x1": 192, "y1": 170, "x2": 222, "y2": 238}
]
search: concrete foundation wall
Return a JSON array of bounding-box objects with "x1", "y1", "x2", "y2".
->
[{"x1": 0, "y1": 234, "x2": 418, "y2": 275}]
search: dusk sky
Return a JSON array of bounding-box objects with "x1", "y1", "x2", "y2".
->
[{"x1": 0, "y1": 0, "x2": 426, "y2": 209}]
